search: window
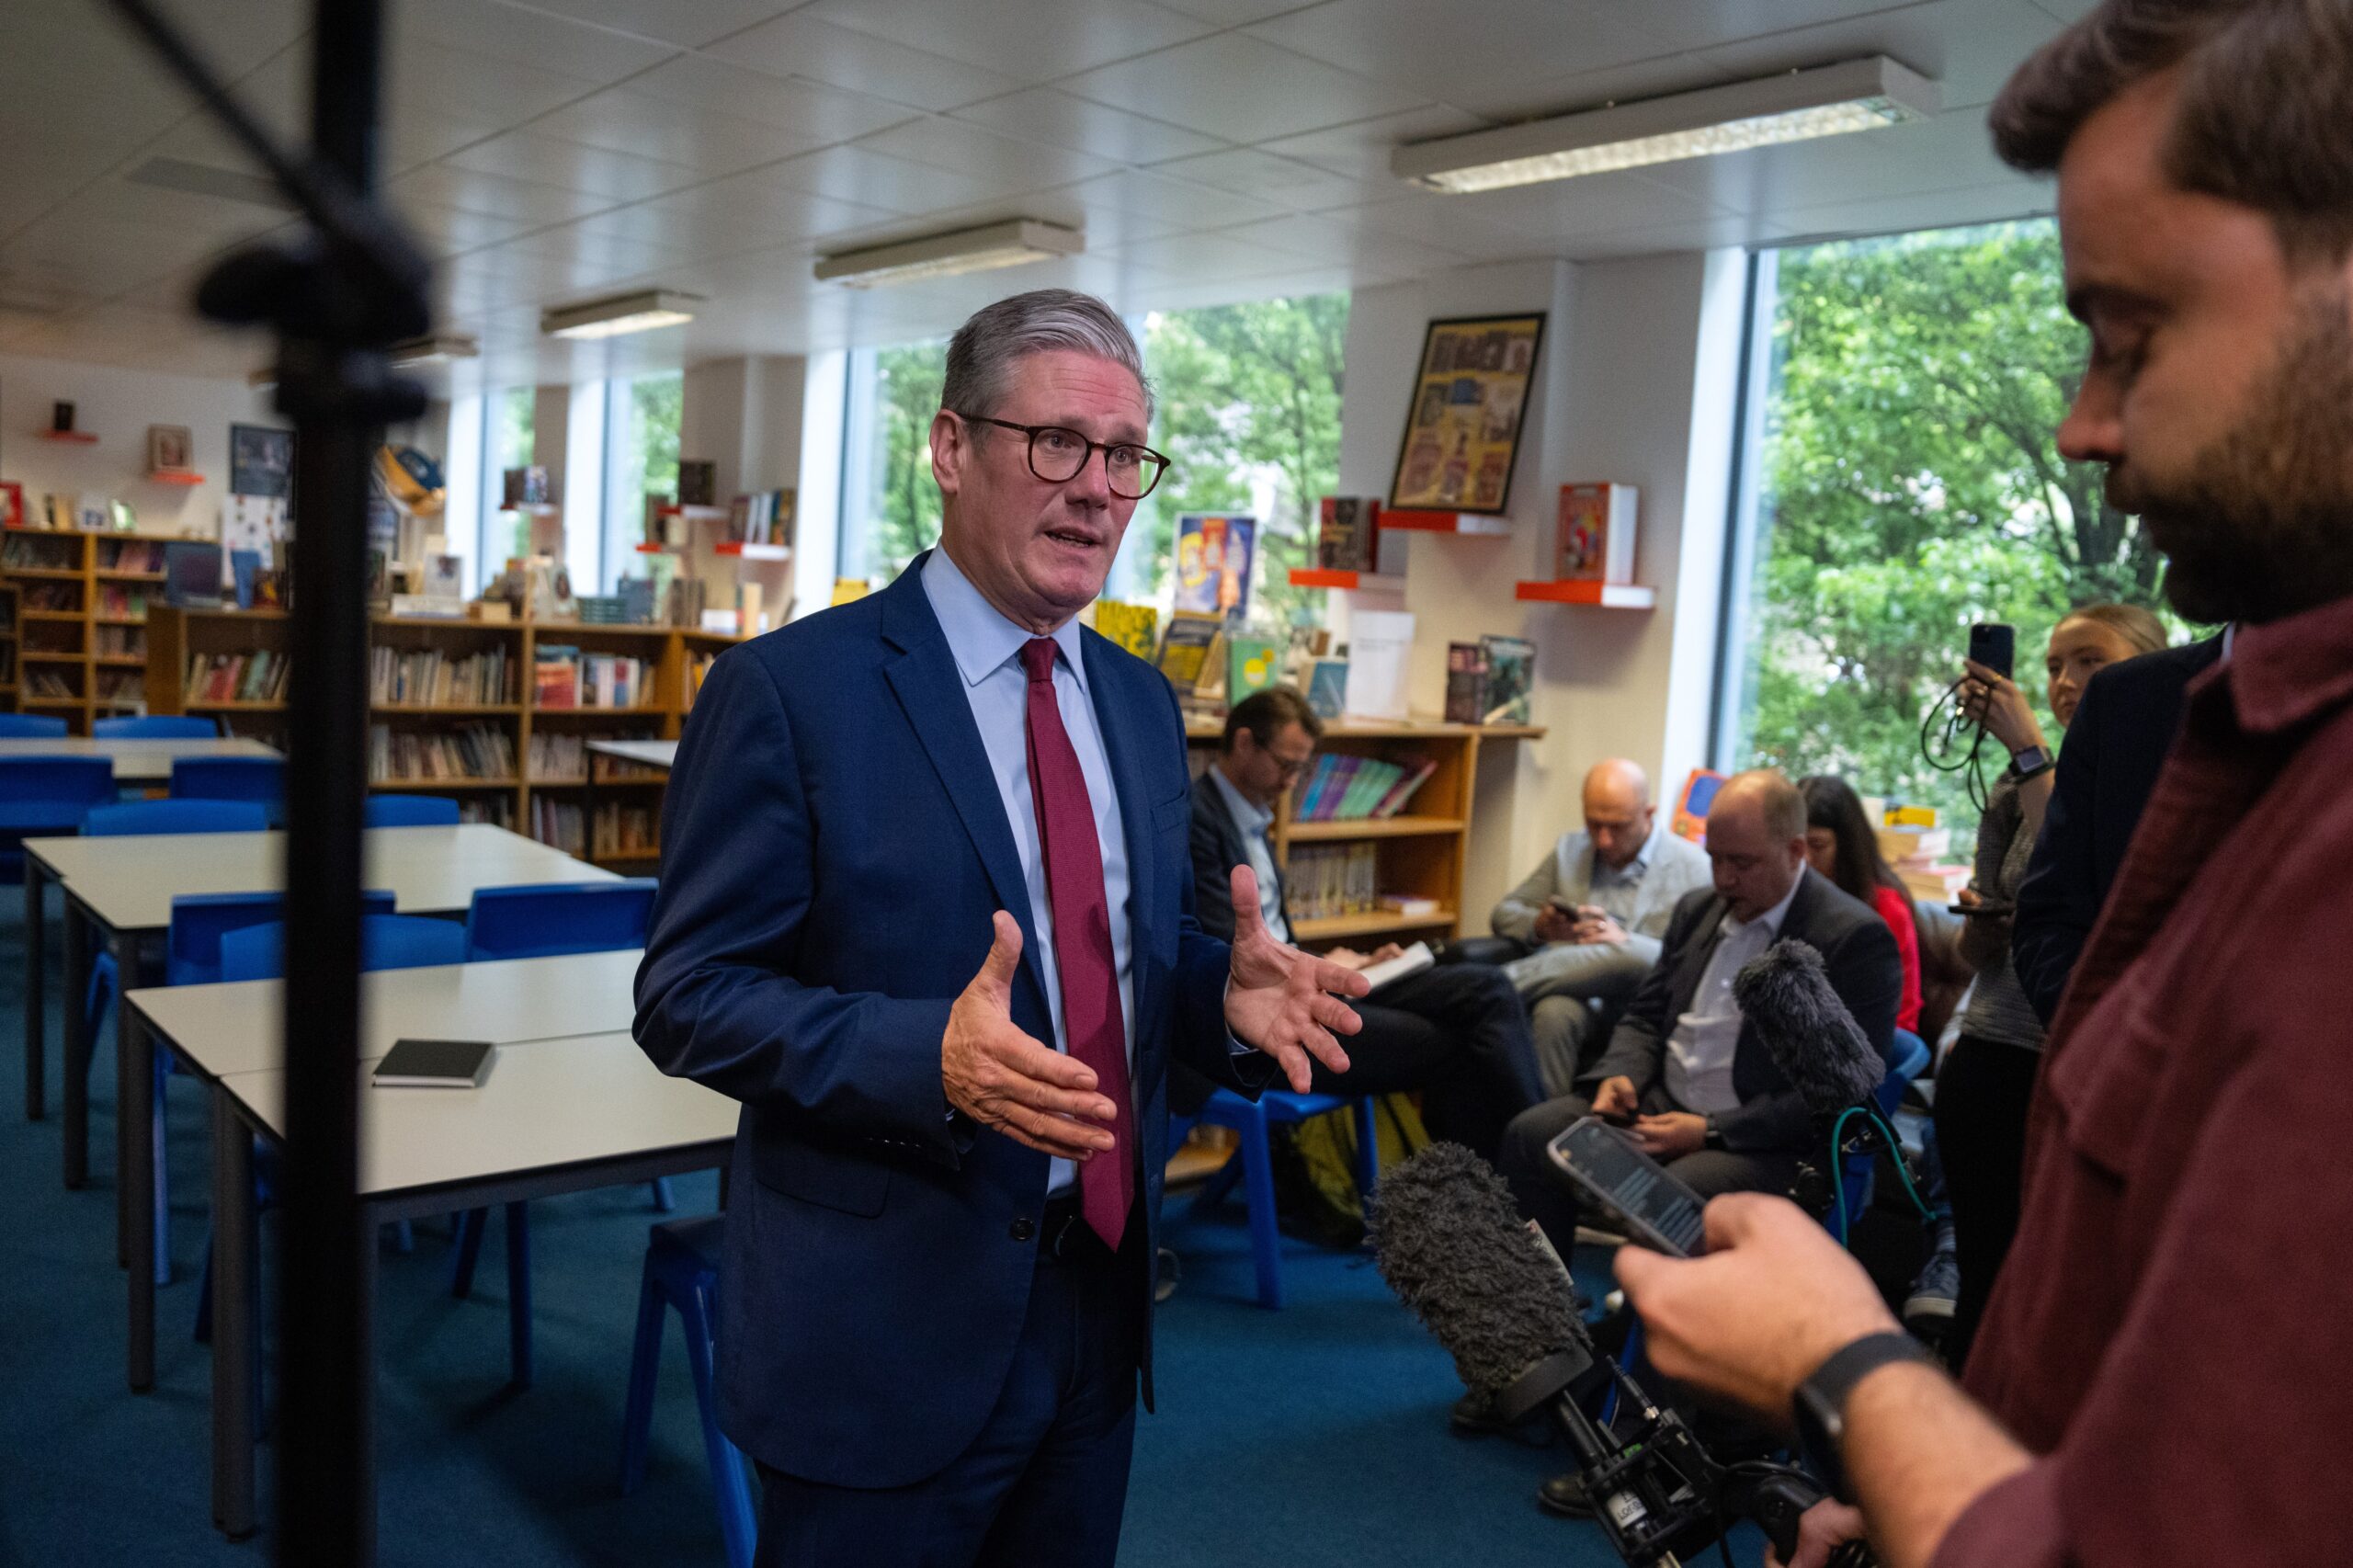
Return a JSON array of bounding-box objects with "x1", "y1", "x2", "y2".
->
[
  {"x1": 604, "y1": 370, "x2": 682, "y2": 594},
  {"x1": 483, "y1": 385, "x2": 535, "y2": 567},
  {"x1": 1713, "y1": 221, "x2": 2169, "y2": 821},
  {"x1": 831, "y1": 290, "x2": 1348, "y2": 624}
]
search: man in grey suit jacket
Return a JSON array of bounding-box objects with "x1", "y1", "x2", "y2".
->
[
  {"x1": 1497, "y1": 771, "x2": 1903, "y2": 1261},
  {"x1": 1490, "y1": 759, "x2": 1713, "y2": 1092}
]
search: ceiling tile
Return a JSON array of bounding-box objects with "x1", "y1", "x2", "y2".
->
[
  {"x1": 706, "y1": 13, "x2": 1022, "y2": 112},
  {"x1": 1771, "y1": 176, "x2": 2053, "y2": 244},
  {"x1": 574, "y1": 182, "x2": 902, "y2": 252},
  {"x1": 1245, "y1": 0, "x2": 1665, "y2": 106},
  {"x1": 1427, "y1": 51, "x2": 1740, "y2": 125},
  {"x1": 1634, "y1": 109, "x2": 2017, "y2": 216},
  {"x1": 1059, "y1": 32, "x2": 1430, "y2": 142},
  {"x1": 802, "y1": 0, "x2": 1214, "y2": 81},
  {"x1": 851, "y1": 119, "x2": 1122, "y2": 197},
  {"x1": 948, "y1": 88, "x2": 1229, "y2": 165},
  {"x1": 392, "y1": 0, "x2": 678, "y2": 83},
  {"x1": 620, "y1": 55, "x2": 919, "y2": 142},
  {"x1": 442, "y1": 131, "x2": 705, "y2": 202},
  {"x1": 1623, "y1": 0, "x2": 1922, "y2": 53},
  {"x1": 1095, "y1": 229, "x2": 1311, "y2": 284},
  {"x1": 532, "y1": 91, "x2": 827, "y2": 176},
  {"x1": 1691, "y1": 0, "x2": 2068, "y2": 111},
  {"x1": 386, "y1": 165, "x2": 620, "y2": 227},
  {"x1": 1050, "y1": 169, "x2": 1290, "y2": 231},
  {"x1": 389, "y1": 40, "x2": 618, "y2": 133},
  {"x1": 1144, "y1": 0, "x2": 1332, "y2": 28},
  {"x1": 1147, "y1": 148, "x2": 1385, "y2": 211},
  {"x1": 496, "y1": 0, "x2": 796, "y2": 50},
  {"x1": 1216, "y1": 210, "x2": 1483, "y2": 274},
  {"x1": 1561, "y1": 211, "x2": 1792, "y2": 262},
  {"x1": 1257, "y1": 104, "x2": 1488, "y2": 181},
  {"x1": 757, "y1": 143, "x2": 1038, "y2": 217}
]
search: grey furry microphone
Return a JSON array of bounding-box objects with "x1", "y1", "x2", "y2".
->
[{"x1": 1731, "y1": 938, "x2": 1884, "y2": 1120}]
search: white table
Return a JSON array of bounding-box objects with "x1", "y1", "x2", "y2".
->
[
  {"x1": 585, "y1": 738, "x2": 676, "y2": 770},
  {"x1": 147, "y1": 996, "x2": 732, "y2": 1544},
  {"x1": 0, "y1": 735, "x2": 279, "y2": 782},
  {"x1": 23, "y1": 823, "x2": 615, "y2": 1391}
]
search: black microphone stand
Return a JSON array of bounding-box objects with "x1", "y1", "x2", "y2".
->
[{"x1": 99, "y1": 2, "x2": 429, "y2": 1561}]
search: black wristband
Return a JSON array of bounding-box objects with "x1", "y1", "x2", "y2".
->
[{"x1": 1791, "y1": 1331, "x2": 1933, "y2": 1503}]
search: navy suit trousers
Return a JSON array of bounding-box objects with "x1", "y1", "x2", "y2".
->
[{"x1": 754, "y1": 1220, "x2": 1146, "y2": 1568}]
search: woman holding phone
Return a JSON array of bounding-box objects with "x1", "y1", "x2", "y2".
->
[{"x1": 1938, "y1": 601, "x2": 2167, "y2": 1369}]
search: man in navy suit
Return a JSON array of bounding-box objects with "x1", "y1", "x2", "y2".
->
[{"x1": 635, "y1": 289, "x2": 1368, "y2": 1568}]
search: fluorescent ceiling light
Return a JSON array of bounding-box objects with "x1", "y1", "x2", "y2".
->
[
  {"x1": 815, "y1": 219, "x2": 1083, "y2": 288},
  {"x1": 541, "y1": 290, "x2": 700, "y2": 340},
  {"x1": 1392, "y1": 57, "x2": 1939, "y2": 194},
  {"x1": 389, "y1": 333, "x2": 479, "y2": 367}
]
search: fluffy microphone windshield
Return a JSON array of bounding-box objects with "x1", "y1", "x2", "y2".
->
[
  {"x1": 1370, "y1": 1142, "x2": 1585, "y2": 1394},
  {"x1": 1732, "y1": 937, "x2": 1883, "y2": 1119}
]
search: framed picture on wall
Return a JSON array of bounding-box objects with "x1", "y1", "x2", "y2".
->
[
  {"x1": 148, "y1": 424, "x2": 194, "y2": 475},
  {"x1": 1386, "y1": 312, "x2": 1547, "y2": 516},
  {"x1": 229, "y1": 423, "x2": 295, "y2": 500}
]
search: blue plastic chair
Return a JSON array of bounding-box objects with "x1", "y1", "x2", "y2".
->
[
  {"x1": 365, "y1": 794, "x2": 462, "y2": 827},
  {"x1": 218, "y1": 915, "x2": 467, "y2": 982},
  {"x1": 1184, "y1": 1087, "x2": 1380, "y2": 1309},
  {"x1": 169, "y1": 756, "x2": 286, "y2": 826},
  {"x1": 85, "y1": 799, "x2": 269, "y2": 837},
  {"x1": 0, "y1": 756, "x2": 118, "y2": 881},
  {"x1": 94, "y1": 715, "x2": 222, "y2": 738},
  {"x1": 0, "y1": 713, "x2": 68, "y2": 737},
  {"x1": 461, "y1": 879, "x2": 660, "y2": 961},
  {"x1": 1830, "y1": 1029, "x2": 1933, "y2": 1244},
  {"x1": 619, "y1": 1215, "x2": 756, "y2": 1568}
]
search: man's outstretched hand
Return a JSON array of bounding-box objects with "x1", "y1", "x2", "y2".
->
[
  {"x1": 942, "y1": 912, "x2": 1120, "y2": 1160},
  {"x1": 1222, "y1": 864, "x2": 1368, "y2": 1091}
]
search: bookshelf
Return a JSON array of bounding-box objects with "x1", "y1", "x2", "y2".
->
[
  {"x1": 0, "y1": 581, "x2": 17, "y2": 710},
  {"x1": 0, "y1": 529, "x2": 186, "y2": 733},
  {"x1": 144, "y1": 607, "x2": 741, "y2": 869},
  {"x1": 1184, "y1": 715, "x2": 1541, "y2": 948}
]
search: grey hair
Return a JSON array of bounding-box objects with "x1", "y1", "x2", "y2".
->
[{"x1": 941, "y1": 289, "x2": 1154, "y2": 425}]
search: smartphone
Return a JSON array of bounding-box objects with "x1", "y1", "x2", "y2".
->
[
  {"x1": 1952, "y1": 900, "x2": 2014, "y2": 918},
  {"x1": 1967, "y1": 621, "x2": 2016, "y2": 680},
  {"x1": 1546, "y1": 1116, "x2": 1709, "y2": 1257}
]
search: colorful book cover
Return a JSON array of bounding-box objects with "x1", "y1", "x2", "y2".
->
[
  {"x1": 1154, "y1": 610, "x2": 1222, "y2": 688},
  {"x1": 1371, "y1": 756, "x2": 1438, "y2": 818},
  {"x1": 1306, "y1": 657, "x2": 1348, "y2": 721},
  {"x1": 1312, "y1": 755, "x2": 1361, "y2": 820},
  {"x1": 1173, "y1": 514, "x2": 1256, "y2": 619},
  {"x1": 1093, "y1": 600, "x2": 1158, "y2": 660},
  {"x1": 1295, "y1": 756, "x2": 1336, "y2": 819},
  {"x1": 1226, "y1": 633, "x2": 1281, "y2": 704},
  {"x1": 1478, "y1": 634, "x2": 1535, "y2": 725},
  {"x1": 1555, "y1": 483, "x2": 1638, "y2": 583},
  {"x1": 1316, "y1": 496, "x2": 1377, "y2": 573},
  {"x1": 1444, "y1": 641, "x2": 1488, "y2": 724}
]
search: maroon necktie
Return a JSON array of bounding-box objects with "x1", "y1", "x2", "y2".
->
[{"x1": 1019, "y1": 637, "x2": 1134, "y2": 1250}]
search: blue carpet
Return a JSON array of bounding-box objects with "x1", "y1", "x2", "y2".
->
[{"x1": 0, "y1": 891, "x2": 1744, "y2": 1566}]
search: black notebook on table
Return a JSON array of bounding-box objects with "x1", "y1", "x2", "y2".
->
[{"x1": 372, "y1": 1038, "x2": 495, "y2": 1088}]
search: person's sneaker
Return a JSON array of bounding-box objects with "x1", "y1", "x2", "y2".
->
[
  {"x1": 1904, "y1": 1222, "x2": 1959, "y2": 1334},
  {"x1": 1450, "y1": 1388, "x2": 1554, "y2": 1446},
  {"x1": 1538, "y1": 1471, "x2": 1594, "y2": 1518}
]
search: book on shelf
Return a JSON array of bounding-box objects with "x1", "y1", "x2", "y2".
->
[
  {"x1": 1154, "y1": 610, "x2": 1222, "y2": 691},
  {"x1": 1554, "y1": 483, "x2": 1638, "y2": 584},
  {"x1": 368, "y1": 721, "x2": 517, "y2": 783},
  {"x1": 1, "y1": 533, "x2": 76, "y2": 569},
  {"x1": 1316, "y1": 496, "x2": 1379, "y2": 573},
  {"x1": 1479, "y1": 634, "x2": 1535, "y2": 725},
  {"x1": 1092, "y1": 600, "x2": 1157, "y2": 660},
  {"x1": 1444, "y1": 641, "x2": 1488, "y2": 724},
  {"x1": 101, "y1": 540, "x2": 167, "y2": 573},
  {"x1": 369, "y1": 644, "x2": 512, "y2": 706},
  {"x1": 677, "y1": 461, "x2": 718, "y2": 508},
  {"x1": 1344, "y1": 610, "x2": 1414, "y2": 721},
  {"x1": 95, "y1": 583, "x2": 151, "y2": 620},
  {"x1": 1290, "y1": 752, "x2": 1437, "y2": 822},
  {"x1": 1306, "y1": 657, "x2": 1348, "y2": 720},
  {"x1": 186, "y1": 650, "x2": 290, "y2": 704},
  {"x1": 531, "y1": 645, "x2": 647, "y2": 710},
  {"x1": 525, "y1": 796, "x2": 658, "y2": 861},
  {"x1": 1377, "y1": 893, "x2": 1442, "y2": 917},
  {"x1": 1226, "y1": 632, "x2": 1281, "y2": 705},
  {"x1": 724, "y1": 488, "x2": 794, "y2": 549},
  {"x1": 1283, "y1": 842, "x2": 1379, "y2": 922}
]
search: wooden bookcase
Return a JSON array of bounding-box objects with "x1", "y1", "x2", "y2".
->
[
  {"x1": 1184, "y1": 715, "x2": 1542, "y2": 948},
  {"x1": 0, "y1": 581, "x2": 17, "y2": 710},
  {"x1": 145, "y1": 607, "x2": 741, "y2": 869},
  {"x1": 0, "y1": 528, "x2": 180, "y2": 733}
]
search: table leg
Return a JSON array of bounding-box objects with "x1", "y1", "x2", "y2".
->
[
  {"x1": 212, "y1": 1089, "x2": 258, "y2": 1540},
  {"x1": 125, "y1": 943, "x2": 154, "y2": 1393},
  {"x1": 24, "y1": 859, "x2": 45, "y2": 1121},
  {"x1": 62, "y1": 906, "x2": 86, "y2": 1188}
]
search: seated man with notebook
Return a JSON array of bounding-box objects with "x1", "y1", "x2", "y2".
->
[{"x1": 1184, "y1": 687, "x2": 1542, "y2": 1158}]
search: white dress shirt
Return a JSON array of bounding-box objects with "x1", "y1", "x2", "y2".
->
[
  {"x1": 921, "y1": 547, "x2": 1134, "y2": 1198},
  {"x1": 1208, "y1": 767, "x2": 1289, "y2": 944},
  {"x1": 1664, "y1": 874, "x2": 1804, "y2": 1117}
]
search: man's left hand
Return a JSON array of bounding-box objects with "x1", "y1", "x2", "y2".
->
[
  {"x1": 1614, "y1": 1191, "x2": 1901, "y2": 1421},
  {"x1": 1631, "y1": 1111, "x2": 1707, "y2": 1159},
  {"x1": 1573, "y1": 910, "x2": 1630, "y2": 946},
  {"x1": 1223, "y1": 864, "x2": 1367, "y2": 1091}
]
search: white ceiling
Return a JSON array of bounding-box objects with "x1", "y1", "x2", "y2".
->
[{"x1": 0, "y1": 0, "x2": 2073, "y2": 392}]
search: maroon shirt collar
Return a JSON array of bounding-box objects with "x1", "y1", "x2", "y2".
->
[{"x1": 2204, "y1": 593, "x2": 2353, "y2": 734}]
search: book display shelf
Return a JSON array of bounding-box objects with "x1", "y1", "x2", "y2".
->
[
  {"x1": 0, "y1": 581, "x2": 17, "y2": 710},
  {"x1": 1184, "y1": 715, "x2": 1541, "y2": 947},
  {"x1": 0, "y1": 529, "x2": 181, "y2": 733},
  {"x1": 145, "y1": 607, "x2": 742, "y2": 869}
]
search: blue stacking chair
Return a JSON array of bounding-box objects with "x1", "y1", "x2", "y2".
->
[
  {"x1": 94, "y1": 715, "x2": 221, "y2": 738},
  {"x1": 619, "y1": 1215, "x2": 756, "y2": 1568},
  {"x1": 218, "y1": 915, "x2": 467, "y2": 982},
  {"x1": 1182, "y1": 1087, "x2": 1380, "y2": 1309},
  {"x1": 169, "y1": 756, "x2": 286, "y2": 826},
  {"x1": 0, "y1": 713, "x2": 68, "y2": 737},
  {"x1": 0, "y1": 756, "x2": 116, "y2": 881},
  {"x1": 364, "y1": 794, "x2": 462, "y2": 827},
  {"x1": 1829, "y1": 1029, "x2": 1932, "y2": 1244},
  {"x1": 460, "y1": 879, "x2": 660, "y2": 961}
]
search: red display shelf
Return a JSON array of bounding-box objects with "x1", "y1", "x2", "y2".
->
[
  {"x1": 713, "y1": 540, "x2": 788, "y2": 560},
  {"x1": 654, "y1": 504, "x2": 730, "y2": 521},
  {"x1": 1380, "y1": 508, "x2": 1509, "y2": 536},
  {"x1": 1514, "y1": 579, "x2": 1657, "y2": 609},
  {"x1": 1288, "y1": 567, "x2": 1403, "y2": 592},
  {"x1": 146, "y1": 469, "x2": 205, "y2": 485},
  {"x1": 38, "y1": 429, "x2": 98, "y2": 445}
]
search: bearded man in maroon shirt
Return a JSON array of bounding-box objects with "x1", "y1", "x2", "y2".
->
[{"x1": 1607, "y1": 5, "x2": 2353, "y2": 1566}]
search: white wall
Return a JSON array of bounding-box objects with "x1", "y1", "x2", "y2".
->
[
  {"x1": 0, "y1": 352, "x2": 279, "y2": 536},
  {"x1": 678, "y1": 353, "x2": 810, "y2": 627},
  {"x1": 1335, "y1": 251, "x2": 1743, "y2": 927}
]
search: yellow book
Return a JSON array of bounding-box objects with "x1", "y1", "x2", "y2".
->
[{"x1": 1093, "y1": 599, "x2": 1158, "y2": 660}]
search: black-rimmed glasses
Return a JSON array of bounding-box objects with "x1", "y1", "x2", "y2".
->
[{"x1": 954, "y1": 412, "x2": 1170, "y2": 500}]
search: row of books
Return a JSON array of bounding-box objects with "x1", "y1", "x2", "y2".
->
[
  {"x1": 95, "y1": 584, "x2": 149, "y2": 619},
  {"x1": 95, "y1": 669, "x2": 142, "y2": 701},
  {"x1": 370, "y1": 645, "x2": 515, "y2": 707},
  {"x1": 368, "y1": 722, "x2": 517, "y2": 783},
  {"x1": 1290, "y1": 753, "x2": 1438, "y2": 821},
  {"x1": 533, "y1": 647, "x2": 650, "y2": 710},
  {"x1": 95, "y1": 624, "x2": 143, "y2": 658},
  {"x1": 1284, "y1": 843, "x2": 1380, "y2": 922},
  {"x1": 1443, "y1": 635, "x2": 1536, "y2": 726},
  {"x1": 525, "y1": 732, "x2": 666, "y2": 784},
  {"x1": 1, "y1": 535, "x2": 78, "y2": 570},
  {"x1": 102, "y1": 540, "x2": 168, "y2": 573},
  {"x1": 186, "y1": 650, "x2": 290, "y2": 704},
  {"x1": 20, "y1": 582, "x2": 79, "y2": 612},
  {"x1": 22, "y1": 666, "x2": 76, "y2": 698},
  {"x1": 527, "y1": 798, "x2": 658, "y2": 861},
  {"x1": 1311, "y1": 486, "x2": 1642, "y2": 586}
]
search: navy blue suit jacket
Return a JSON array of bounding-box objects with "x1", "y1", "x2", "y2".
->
[
  {"x1": 2012, "y1": 635, "x2": 2223, "y2": 1023},
  {"x1": 634, "y1": 555, "x2": 1265, "y2": 1487}
]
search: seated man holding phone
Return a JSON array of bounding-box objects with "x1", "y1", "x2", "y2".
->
[
  {"x1": 1496, "y1": 769, "x2": 1904, "y2": 1265},
  {"x1": 1490, "y1": 759, "x2": 1712, "y2": 1094}
]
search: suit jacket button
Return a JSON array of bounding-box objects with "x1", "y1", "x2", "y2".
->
[{"x1": 1009, "y1": 1217, "x2": 1036, "y2": 1243}]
